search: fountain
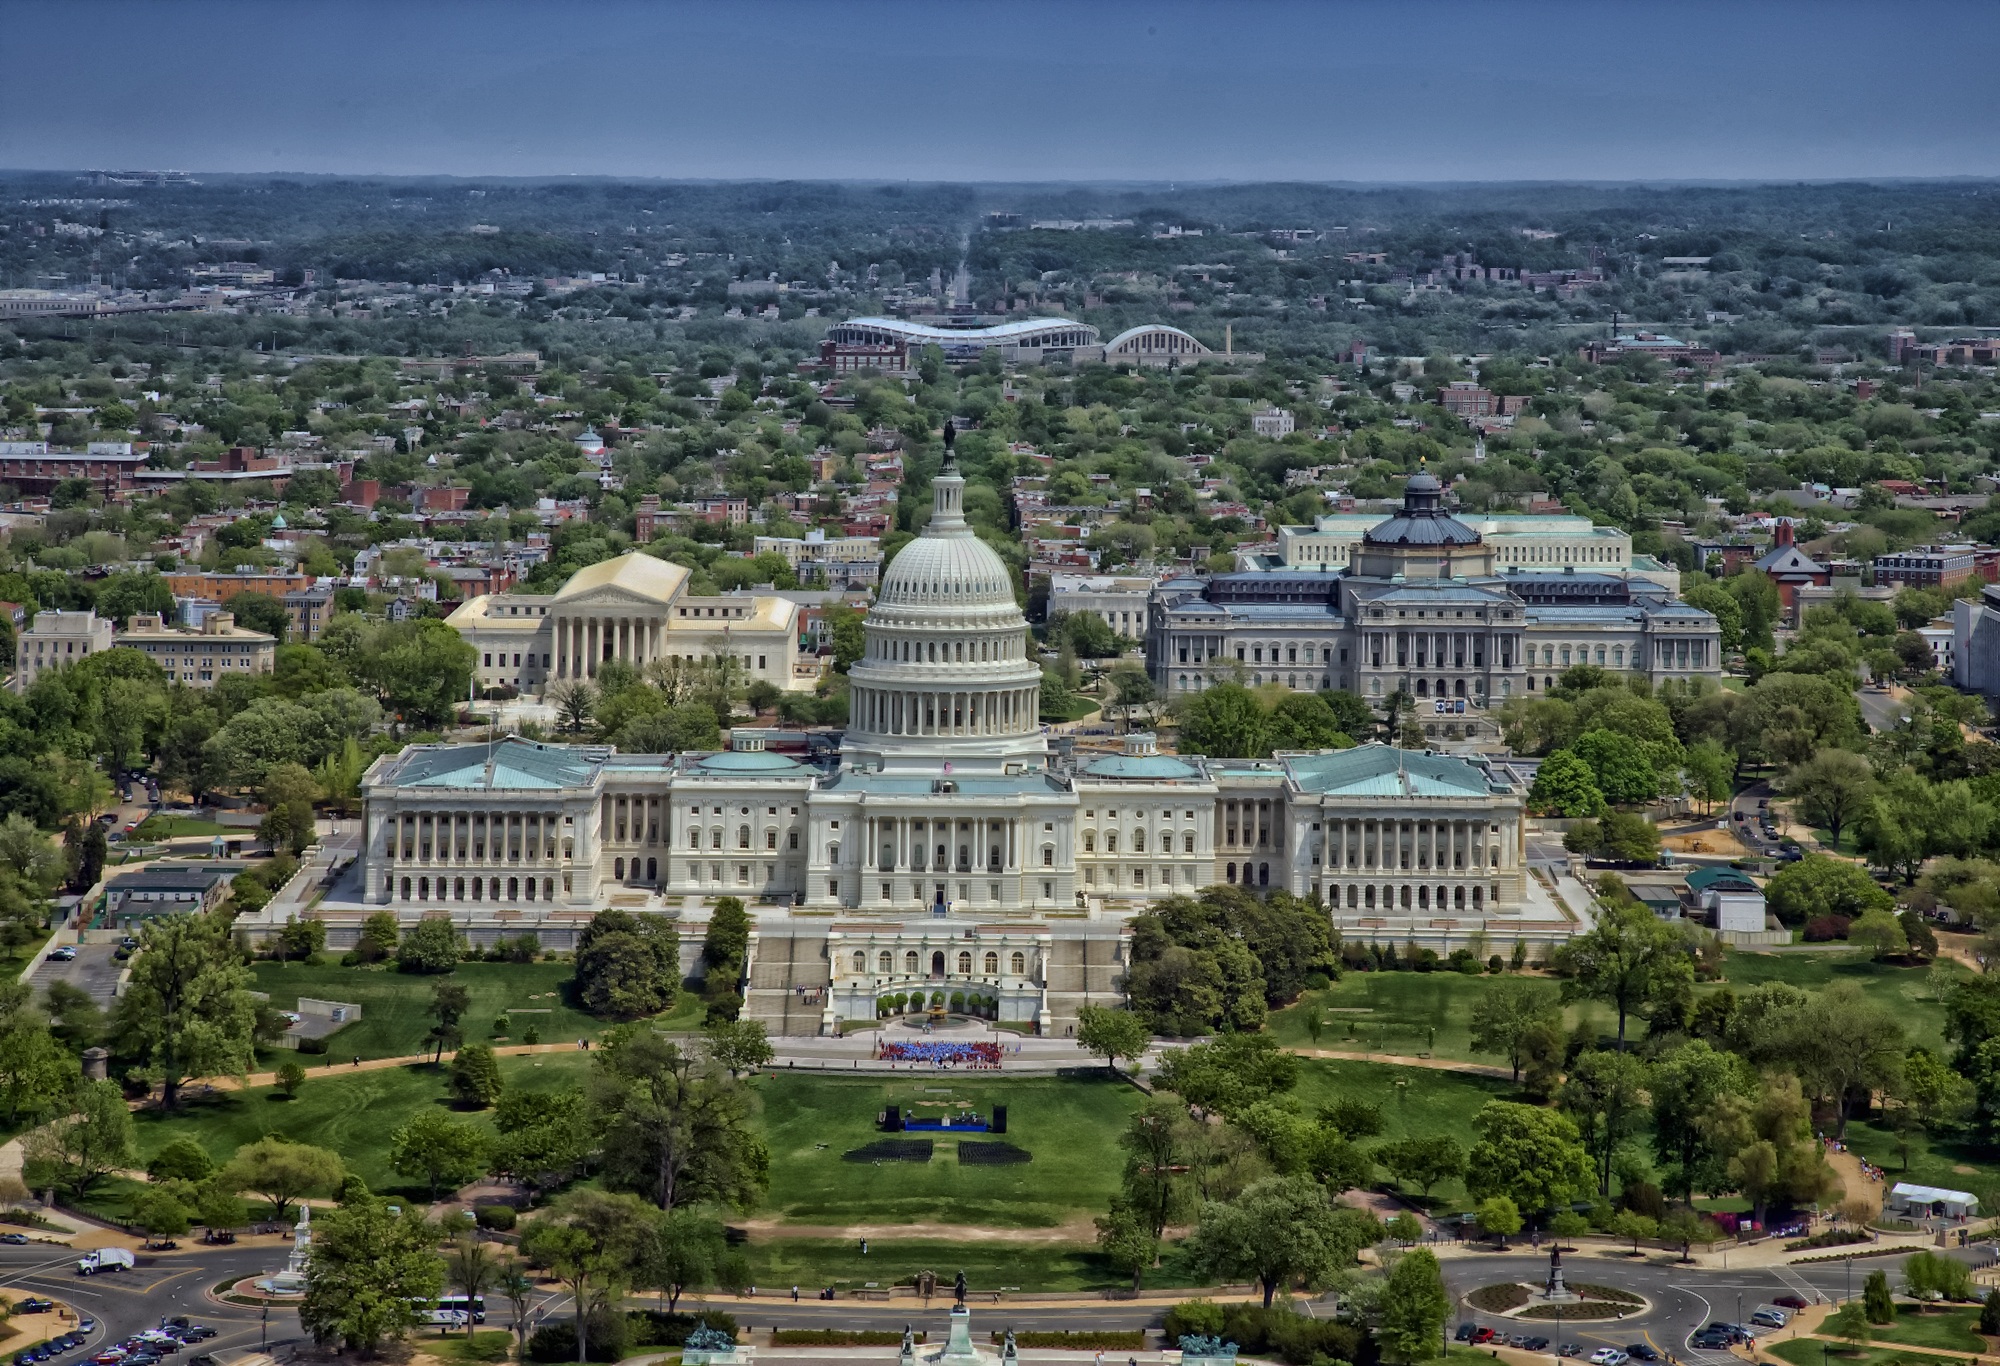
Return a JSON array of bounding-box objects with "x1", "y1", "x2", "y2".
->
[{"x1": 254, "y1": 1204, "x2": 312, "y2": 1296}]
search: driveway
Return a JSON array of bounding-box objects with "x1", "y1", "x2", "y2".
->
[
  {"x1": 28, "y1": 942, "x2": 123, "y2": 1006},
  {"x1": 1856, "y1": 685, "x2": 1911, "y2": 735}
]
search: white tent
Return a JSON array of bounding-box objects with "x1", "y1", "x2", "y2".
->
[{"x1": 1887, "y1": 1182, "x2": 1979, "y2": 1219}]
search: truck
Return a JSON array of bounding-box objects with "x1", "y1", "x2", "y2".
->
[{"x1": 76, "y1": 1247, "x2": 134, "y2": 1275}]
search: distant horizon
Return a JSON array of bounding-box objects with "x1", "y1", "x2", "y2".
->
[{"x1": 7, "y1": 0, "x2": 2000, "y2": 183}]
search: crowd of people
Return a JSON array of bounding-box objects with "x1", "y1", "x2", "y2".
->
[{"x1": 877, "y1": 1040, "x2": 1004, "y2": 1066}]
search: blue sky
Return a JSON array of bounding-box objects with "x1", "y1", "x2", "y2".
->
[{"x1": 5, "y1": 0, "x2": 1999, "y2": 182}]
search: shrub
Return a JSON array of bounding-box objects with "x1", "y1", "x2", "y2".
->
[
  {"x1": 522, "y1": 1024, "x2": 540, "y2": 1045},
  {"x1": 528, "y1": 1308, "x2": 627, "y2": 1363},
  {"x1": 1803, "y1": 915, "x2": 1852, "y2": 942},
  {"x1": 1164, "y1": 1301, "x2": 1226, "y2": 1340},
  {"x1": 775, "y1": 1331, "x2": 915, "y2": 1347},
  {"x1": 949, "y1": 991, "x2": 966, "y2": 1012},
  {"x1": 474, "y1": 1203, "x2": 516, "y2": 1231},
  {"x1": 626, "y1": 1311, "x2": 738, "y2": 1348},
  {"x1": 997, "y1": 1333, "x2": 1145, "y2": 1351}
]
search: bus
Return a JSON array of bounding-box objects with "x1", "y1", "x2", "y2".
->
[{"x1": 420, "y1": 1296, "x2": 486, "y2": 1325}]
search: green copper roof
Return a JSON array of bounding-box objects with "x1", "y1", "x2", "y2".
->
[
  {"x1": 388, "y1": 738, "x2": 607, "y2": 791},
  {"x1": 692, "y1": 750, "x2": 807, "y2": 775},
  {"x1": 1283, "y1": 743, "x2": 1499, "y2": 797}
]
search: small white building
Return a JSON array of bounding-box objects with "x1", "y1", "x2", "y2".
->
[
  {"x1": 1683, "y1": 866, "x2": 1767, "y2": 934},
  {"x1": 1920, "y1": 617, "x2": 1955, "y2": 673},
  {"x1": 1048, "y1": 572, "x2": 1154, "y2": 641},
  {"x1": 1251, "y1": 406, "x2": 1296, "y2": 438},
  {"x1": 1887, "y1": 1182, "x2": 1978, "y2": 1220}
]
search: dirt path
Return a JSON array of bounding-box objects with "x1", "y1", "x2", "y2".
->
[
  {"x1": 183, "y1": 1040, "x2": 594, "y2": 1094},
  {"x1": 1823, "y1": 1144, "x2": 1883, "y2": 1219},
  {"x1": 1291, "y1": 1047, "x2": 1514, "y2": 1079}
]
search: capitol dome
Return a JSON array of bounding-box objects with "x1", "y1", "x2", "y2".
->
[{"x1": 845, "y1": 441, "x2": 1046, "y2": 774}]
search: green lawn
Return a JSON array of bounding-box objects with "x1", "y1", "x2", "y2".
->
[
  {"x1": 132, "y1": 815, "x2": 229, "y2": 840},
  {"x1": 752, "y1": 1074, "x2": 1143, "y2": 1229},
  {"x1": 114, "y1": 1053, "x2": 593, "y2": 1207},
  {"x1": 1288, "y1": 1057, "x2": 1520, "y2": 1208},
  {"x1": 1268, "y1": 972, "x2": 1614, "y2": 1063},
  {"x1": 1706, "y1": 949, "x2": 1961, "y2": 1058},
  {"x1": 736, "y1": 1237, "x2": 1208, "y2": 1295},
  {"x1": 1769, "y1": 1343, "x2": 1929, "y2": 1366},
  {"x1": 249, "y1": 960, "x2": 701, "y2": 1061},
  {"x1": 1864, "y1": 1306, "x2": 1989, "y2": 1354}
]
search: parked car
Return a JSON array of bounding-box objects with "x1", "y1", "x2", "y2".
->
[
  {"x1": 1750, "y1": 1310, "x2": 1787, "y2": 1329},
  {"x1": 1626, "y1": 1347, "x2": 1659, "y2": 1361},
  {"x1": 1473, "y1": 1328, "x2": 1497, "y2": 1345},
  {"x1": 0, "y1": 1232, "x2": 27, "y2": 1244},
  {"x1": 1558, "y1": 1346, "x2": 1582, "y2": 1359},
  {"x1": 47, "y1": 946, "x2": 75, "y2": 961},
  {"x1": 19, "y1": 1298, "x2": 54, "y2": 1313},
  {"x1": 1589, "y1": 1351, "x2": 1629, "y2": 1366},
  {"x1": 1456, "y1": 1325, "x2": 1477, "y2": 1343},
  {"x1": 1773, "y1": 1295, "x2": 1809, "y2": 1311},
  {"x1": 1523, "y1": 1339, "x2": 1550, "y2": 1352}
]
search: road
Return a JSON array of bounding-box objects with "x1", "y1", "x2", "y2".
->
[
  {"x1": 0, "y1": 1234, "x2": 1978, "y2": 1358},
  {"x1": 1856, "y1": 686, "x2": 1911, "y2": 736}
]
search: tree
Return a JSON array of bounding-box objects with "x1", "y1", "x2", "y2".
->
[
  {"x1": 1556, "y1": 901, "x2": 1694, "y2": 1048},
  {"x1": 224, "y1": 591, "x2": 291, "y2": 643},
  {"x1": 1685, "y1": 740, "x2": 1737, "y2": 813},
  {"x1": 701, "y1": 1018, "x2": 773, "y2": 1079},
  {"x1": 1377, "y1": 1247, "x2": 1451, "y2": 1363},
  {"x1": 1528, "y1": 749, "x2": 1605, "y2": 817},
  {"x1": 0, "y1": 982, "x2": 78, "y2": 1125},
  {"x1": 0, "y1": 814, "x2": 60, "y2": 890},
  {"x1": 1572, "y1": 729, "x2": 1662, "y2": 805},
  {"x1": 1825, "y1": 1301, "x2": 1873, "y2": 1349},
  {"x1": 1658, "y1": 1208, "x2": 1721, "y2": 1261},
  {"x1": 1649, "y1": 1041, "x2": 1750, "y2": 1204},
  {"x1": 147, "y1": 1135, "x2": 215, "y2": 1184},
  {"x1": 1475, "y1": 1195, "x2": 1523, "y2": 1245},
  {"x1": 391, "y1": 1109, "x2": 489, "y2": 1203},
  {"x1": 1155, "y1": 1032, "x2": 1299, "y2": 1118},
  {"x1": 1785, "y1": 749, "x2": 1876, "y2": 851},
  {"x1": 1465, "y1": 1102, "x2": 1595, "y2": 1218},
  {"x1": 1849, "y1": 908, "x2": 1910, "y2": 960},
  {"x1": 1468, "y1": 979, "x2": 1561, "y2": 1082},
  {"x1": 1765, "y1": 855, "x2": 1895, "y2": 926},
  {"x1": 448, "y1": 1044, "x2": 504, "y2": 1108},
  {"x1": 1095, "y1": 1199, "x2": 1159, "y2": 1293},
  {"x1": 490, "y1": 1085, "x2": 593, "y2": 1201},
  {"x1": 195, "y1": 1181, "x2": 248, "y2": 1236},
  {"x1": 357, "y1": 910, "x2": 400, "y2": 961},
  {"x1": 274, "y1": 1059, "x2": 307, "y2": 1099},
  {"x1": 133, "y1": 1185, "x2": 191, "y2": 1246},
  {"x1": 1979, "y1": 1288, "x2": 2000, "y2": 1336},
  {"x1": 1864, "y1": 1269, "x2": 1896, "y2": 1324},
  {"x1": 1176, "y1": 683, "x2": 1271, "y2": 759},
  {"x1": 520, "y1": 1190, "x2": 655, "y2": 1364},
  {"x1": 496, "y1": 1257, "x2": 536, "y2": 1357},
  {"x1": 400, "y1": 918, "x2": 466, "y2": 976},
  {"x1": 1904, "y1": 1250, "x2": 1975, "y2": 1304},
  {"x1": 220, "y1": 1137, "x2": 345, "y2": 1221},
  {"x1": 574, "y1": 909, "x2": 680, "y2": 1019},
  {"x1": 21, "y1": 1079, "x2": 134, "y2": 1198},
  {"x1": 1185, "y1": 1175, "x2": 1381, "y2": 1308},
  {"x1": 699, "y1": 897, "x2": 750, "y2": 1021},
  {"x1": 447, "y1": 1231, "x2": 497, "y2": 1337},
  {"x1": 635, "y1": 1206, "x2": 726, "y2": 1313},
  {"x1": 259, "y1": 761, "x2": 319, "y2": 856},
  {"x1": 590, "y1": 1029, "x2": 769, "y2": 1212},
  {"x1": 300, "y1": 1197, "x2": 446, "y2": 1354},
  {"x1": 1558, "y1": 1049, "x2": 1650, "y2": 1197},
  {"x1": 1076, "y1": 1005, "x2": 1151, "y2": 1077},
  {"x1": 109, "y1": 912, "x2": 259, "y2": 1109},
  {"x1": 425, "y1": 980, "x2": 471, "y2": 1062},
  {"x1": 1374, "y1": 1135, "x2": 1465, "y2": 1198},
  {"x1": 1120, "y1": 1096, "x2": 1197, "y2": 1239},
  {"x1": 1609, "y1": 1209, "x2": 1657, "y2": 1254}
]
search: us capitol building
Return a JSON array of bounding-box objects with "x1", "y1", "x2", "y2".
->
[{"x1": 243, "y1": 456, "x2": 1576, "y2": 1035}]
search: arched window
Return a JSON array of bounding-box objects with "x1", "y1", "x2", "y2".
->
[
  {"x1": 614, "y1": 857, "x2": 625, "y2": 879},
  {"x1": 453, "y1": 877, "x2": 464, "y2": 900},
  {"x1": 904, "y1": 950, "x2": 919, "y2": 973},
  {"x1": 957, "y1": 951, "x2": 972, "y2": 974},
  {"x1": 418, "y1": 877, "x2": 430, "y2": 899},
  {"x1": 1226, "y1": 862, "x2": 1237, "y2": 883},
  {"x1": 765, "y1": 829, "x2": 777, "y2": 849},
  {"x1": 1041, "y1": 846, "x2": 1054, "y2": 866},
  {"x1": 1184, "y1": 834, "x2": 1196, "y2": 853},
  {"x1": 983, "y1": 951, "x2": 998, "y2": 974},
  {"x1": 710, "y1": 829, "x2": 723, "y2": 849},
  {"x1": 737, "y1": 826, "x2": 750, "y2": 849},
  {"x1": 829, "y1": 842, "x2": 840, "y2": 864},
  {"x1": 1083, "y1": 832, "x2": 1095, "y2": 852},
  {"x1": 1133, "y1": 831, "x2": 1146, "y2": 852},
  {"x1": 507, "y1": 877, "x2": 519, "y2": 899},
  {"x1": 878, "y1": 951, "x2": 893, "y2": 973},
  {"x1": 646, "y1": 857, "x2": 657, "y2": 881},
  {"x1": 1258, "y1": 863, "x2": 1269, "y2": 887},
  {"x1": 689, "y1": 829, "x2": 701, "y2": 848},
  {"x1": 1105, "y1": 832, "x2": 1117, "y2": 853},
  {"x1": 1010, "y1": 951, "x2": 1026, "y2": 975},
  {"x1": 851, "y1": 951, "x2": 865, "y2": 973}
]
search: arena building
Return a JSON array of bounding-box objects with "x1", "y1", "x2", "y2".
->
[
  {"x1": 821, "y1": 317, "x2": 1102, "y2": 371},
  {"x1": 243, "y1": 450, "x2": 1573, "y2": 1034}
]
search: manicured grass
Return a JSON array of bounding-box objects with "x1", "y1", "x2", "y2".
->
[
  {"x1": 1288, "y1": 1056, "x2": 1520, "y2": 1208},
  {"x1": 752, "y1": 1074, "x2": 1143, "y2": 1229},
  {"x1": 1865, "y1": 1306, "x2": 1988, "y2": 1354},
  {"x1": 249, "y1": 960, "x2": 623, "y2": 1060},
  {"x1": 113, "y1": 1053, "x2": 593, "y2": 1207},
  {"x1": 735, "y1": 1236, "x2": 1208, "y2": 1294},
  {"x1": 1707, "y1": 950, "x2": 1961, "y2": 1058},
  {"x1": 132, "y1": 815, "x2": 229, "y2": 840},
  {"x1": 1770, "y1": 1343, "x2": 1925, "y2": 1366},
  {"x1": 1268, "y1": 972, "x2": 1613, "y2": 1063}
]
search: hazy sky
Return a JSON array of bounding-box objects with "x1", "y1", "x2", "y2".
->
[{"x1": 7, "y1": 0, "x2": 2000, "y2": 183}]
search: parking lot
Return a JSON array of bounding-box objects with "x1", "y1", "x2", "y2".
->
[{"x1": 29, "y1": 942, "x2": 124, "y2": 1007}]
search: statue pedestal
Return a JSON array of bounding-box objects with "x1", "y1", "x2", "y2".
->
[
  {"x1": 684, "y1": 1348, "x2": 753, "y2": 1366},
  {"x1": 926, "y1": 1306, "x2": 994, "y2": 1366}
]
